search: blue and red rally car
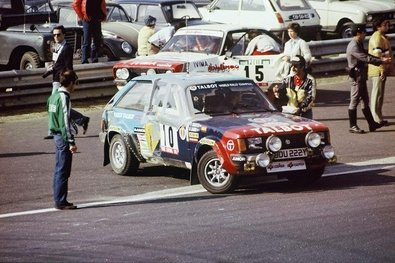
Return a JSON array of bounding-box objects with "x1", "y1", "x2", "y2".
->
[{"x1": 100, "y1": 73, "x2": 335, "y2": 194}]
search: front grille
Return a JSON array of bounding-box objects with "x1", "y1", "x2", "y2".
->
[{"x1": 64, "y1": 28, "x2": 83, "y2": 60}]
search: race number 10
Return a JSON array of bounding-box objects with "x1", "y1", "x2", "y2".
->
[{"x1": 244, "y1": 65, "x2": 264, "y2": 82}]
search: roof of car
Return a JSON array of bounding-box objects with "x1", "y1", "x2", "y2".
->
[
  {"x1": 109, "y1": 0, "x2": 196, "y2": 5},
  {"x1": 132, "y1": 72, "x2": 253, "y2": 86},
  {"x1": 177, "y1": 23, "x2": 272, "y2": 33}
]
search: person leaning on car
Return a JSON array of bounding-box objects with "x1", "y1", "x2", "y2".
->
[
  {"x1": 137, "y1": 15, "x2": 156, "y2": 56},
  {"x1": 72, "y1": 0, "x2": 107, "y2": 64},
  {"x1": 346, "y1": 24, "x2": 390, "y2": 134}
]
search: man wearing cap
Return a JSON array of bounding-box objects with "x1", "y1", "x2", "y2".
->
[
  {"x1": 368, "y1": 16, "x2": 392, "y2": 127},
  {"x1": 137, "y1": 15, "x2": 157, "y2": 56},
  {"x1": 346, "y1": 24, "x2": 390, "y2": 134},
  {"x1": 272, "y1": 55, "x2": 316, "y2": 119}
]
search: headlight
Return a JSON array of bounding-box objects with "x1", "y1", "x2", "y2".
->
[
  {"x1": 147, "y1": 68, "x2": 156, "y2": 75},
  {"x1": 121, "y1": 42, "x2": 133, "y2": 54},
  {"x1": 266, "y1": 135, "x2": 282, "y2": 152},
  {"x1": 305, "y1": 132, "x2": 321, "y2": 148},
  {"x1": 256, "y1": 153, "x2": 271, "y2": 168},
  {"x1": 366, "y1": 14, "x2": 373, "y2": 22},
  {"x1": 247, "y1": 137, "x2": 263, "y2": 150},
  {"x1": 115, "y1": 68, "x2": 129, "y2": 80},
  {"x1": 322, "y1": 145, "x2": 335, "y2": 160}
]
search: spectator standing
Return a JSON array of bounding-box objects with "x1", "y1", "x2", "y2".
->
[
  {"x1": 272, "y1": 55, "x2": 316, "y2": 119},
  {"x1": 346, "y1": 24, "x2": 390, "y2": 134},
  {"x1": 368, "y1": 16, "x2": 393, "y2": 126},
  {"x1": 72, "y1": 0, "x2": 107, "y2": 64},
  {"x1": 43, "y1": 25, "x2": 89, "y2": 139},
  {"x1": 277, "y1": 23, "x2": 312, "y2": 79},
  {"x1": 137, "y1": 15, "x2": 156, "y2": 56},
  {"x1": 47, "y1": 70, "x2": 79, "y2": 210}
]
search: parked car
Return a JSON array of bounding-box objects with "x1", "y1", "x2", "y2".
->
[
  {"x1": 100, "y1": 72, "x2": 335, "y2": 194},
  {"x1": 0, "y1": 0, "x2": 81, "y2": 70},
  {"x1": 307, "y1": 0, "x2": 395, "y2": 38},
  {"x1": 199, "y1": 0, "x2": 322, "y2": 41},
  {"x1": 113, "y1": 24, "x2": 284, "y2": 89},
  {"x1": 50, "y1": 0, "x2": 138, "y2": 60},
  {"x1": 111, "y1": 0, "x2": 207, "y2": 28}
]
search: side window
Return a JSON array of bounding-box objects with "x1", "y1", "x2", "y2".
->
[
  {"x1": 212, "y1": 0, "x2": 239, "y2": 11},
  {"x1": 121, "y1": 4, "x2": 137, "y2": 21},
  {"x1": 138, "y1": 5, "x2": 166, "y2": 23},
  {"x1": 107, "y1": 6, "x2": 129, "y2": 22},
  {"x1": 242, "y1": 0, "x2": 265, "y2": 11},
  {"x1": 151, "y1": 84, "x2": 178, "y2": 115},
  {"x1": 116, "y1": 82, "x2": 153, "y2": 111}
]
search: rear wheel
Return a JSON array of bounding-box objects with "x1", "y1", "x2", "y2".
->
[
  {"x1": 197, "y1": 150, "x2": 237, "y2": 194},
  {"x1": 340, "y1": 22, "x2": 354, "y2": 39},
  {"x1": 20, "y1": 51, "x2": 41, "y2": 70},
  {"x1": 109, "y1": 134, "x2": 139, "y2": 176}
]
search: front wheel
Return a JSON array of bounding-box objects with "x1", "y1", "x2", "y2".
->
[
  {"x1": 340, "y1": 22, "x2": 354, "y2": 39},
  {"x1": 20, "y1": 51, "x2": 41, "y2": 70},
  {"x1": 197, "y1": 150, "x2": 237, "y2": 194},
  {"x1": 109, "y1": 134, "x2": 139, "y2": 176}
]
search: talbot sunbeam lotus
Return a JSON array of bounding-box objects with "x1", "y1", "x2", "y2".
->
[{"x1": 100, "y1": 73, "x2": 335, "y2": 194}]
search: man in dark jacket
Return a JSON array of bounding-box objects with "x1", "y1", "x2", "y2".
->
[
  {"x1": 346, "y1": 24, "x2": 390, "y2": 133},
  {"x1": 44, "y1": 25, "x2": 89, "y2": 139}
]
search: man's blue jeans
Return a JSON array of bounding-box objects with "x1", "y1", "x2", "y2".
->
[
  {"x1": 53, "y1": 134, "x2": 72, "y2": 205},
  {"x1": 82, "y1": 20, "x2": 102, "y2": 63}
]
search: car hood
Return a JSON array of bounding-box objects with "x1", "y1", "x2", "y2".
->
[
  {"x1": 114, "y1": 52, "x2": 219, "y2": 69},
  {"x1": 195, "y1": 112, "x2": 328, "y2": 138},
  {"x1": 330, "y1": 0, "x2": 395, "y2": 13},
  {"x1": 102, "y1": 21, "x2": 142, "y2": 46}
]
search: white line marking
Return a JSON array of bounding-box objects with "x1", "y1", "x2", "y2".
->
[{"x1": 1, "y1": 157, "x2": 394, "y2": 219}]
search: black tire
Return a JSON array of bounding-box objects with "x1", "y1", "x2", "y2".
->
[
  {"x1": 287, "y1": 166, "x2": 325, "y2": 185},
  {"x1": 20, "y1": 51, "x2": 41, "y2": 70},
  {"x1": 101, "y1": 46, "x2": 117, "y2": 62},
  {"x1": 197, "y1": 150, "x2": 237, "y2": 194},
  {"x1": 109, "y1": 134, "x2": 139, "y2": 176},
  {"x1": 340, "y1": 22, "x2": 354, "y2": 39}
]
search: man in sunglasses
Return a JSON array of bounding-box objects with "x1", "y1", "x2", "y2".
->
[
  {"x1": 44, "y1": 25, "x2": 90, "y2": 139},
  {"x1": 272, "y1": 55, "x2": 316, "y2": 119}
]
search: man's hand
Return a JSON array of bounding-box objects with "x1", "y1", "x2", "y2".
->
[{"x1": 69, "y1": 145, "x2": 77, "y2": 154}]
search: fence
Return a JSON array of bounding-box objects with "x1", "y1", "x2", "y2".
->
[{"x1": 1, "y1": 34, "x2": 395, "y2": 110}]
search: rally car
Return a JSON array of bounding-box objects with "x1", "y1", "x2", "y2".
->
[
  {"x1": 113, "y1": 24, "x2": 284, "y2": 90},
  {"x1": 100, "y1": 73, "x2": 335, "y2": 194}
]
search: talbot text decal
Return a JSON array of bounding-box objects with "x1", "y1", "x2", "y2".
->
[
  {"x1": 189, "y1": 83, "x2": 218, "y2": 91},
  {"x1": 251, "y1": 124, "x2": 312, "y2": 134}
]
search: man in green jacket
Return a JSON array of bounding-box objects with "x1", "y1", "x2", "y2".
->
[{"x1": 47, "y1": 69, "x2": 79, "y2": 210}]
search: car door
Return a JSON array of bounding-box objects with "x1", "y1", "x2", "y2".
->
[{"x1": 144, "y1": 80, "x2": 191, "y2": 163}]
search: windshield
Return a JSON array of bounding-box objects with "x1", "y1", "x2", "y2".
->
[
  {"x1": 162, "y1": 33, "x2": 222, "y2": 54},
  {"x1": 188, "y1": 81, "x2": 277, "y2": 116}
]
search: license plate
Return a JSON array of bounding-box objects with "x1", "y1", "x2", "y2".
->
[
  {"x1": 290, "y1": 13, "x2": 310, "y2": 20},
  {"x1": 273, "y1": 148, "x2": 307, "y2": 160},
  {"x1": 266, "y1": 159, "x2": 306, "y2": 173}
]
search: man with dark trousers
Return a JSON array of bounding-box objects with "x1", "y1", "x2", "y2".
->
[
  {"x1": 346, "y1": 24, "x2": 390, "y2": 134},
  {"x1": 72, "y1": 0, "x2": 106, "y2": 64},
  {"x1": 47, "y1": 69, "x2": 79, "y2": 210},
  {"x1": 44, "y1": 25, "x2": 89, "y2": 139}
]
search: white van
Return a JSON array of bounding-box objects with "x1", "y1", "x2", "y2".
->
[{"x1": 199, "y1": 0, "x2": 322, "y2": 41}]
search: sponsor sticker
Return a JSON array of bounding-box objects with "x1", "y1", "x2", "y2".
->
[
  {"x1": 266, "y1": 159, "x2": 306, "y2": 173},
  {"x1": 227, "y1": 140, "x2": 235, "y2": 151}
]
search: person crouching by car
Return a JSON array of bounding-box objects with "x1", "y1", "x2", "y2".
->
[
  {"x1": 272, "y1": 55, "x2": 316, "y2": 119},
  {"x1": 137, "y1": 15, "x2": 156, "y2": 56}
]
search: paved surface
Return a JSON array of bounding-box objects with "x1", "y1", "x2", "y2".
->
[{"x1": 0, "y1": 77, "x2": 394, "y2": 262}]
